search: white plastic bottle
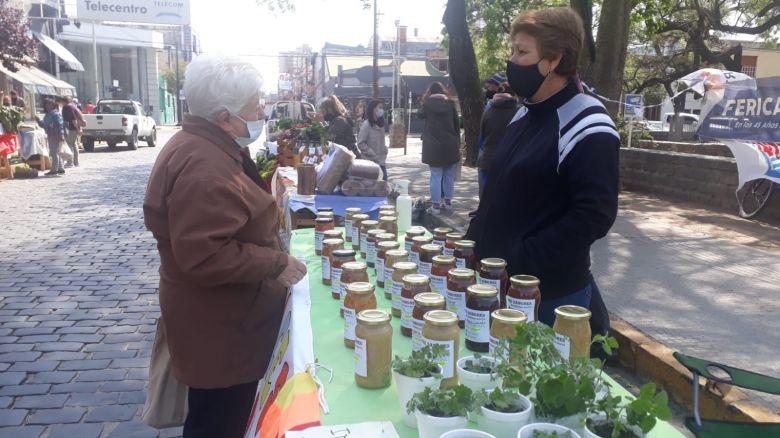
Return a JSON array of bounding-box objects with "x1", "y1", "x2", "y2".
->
[{"x1": 395, "y1": 179, "x2": 412, "y2": 233}]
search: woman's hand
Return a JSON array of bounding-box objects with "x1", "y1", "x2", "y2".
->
[{"x1": 276, "y1": 255, "x2": 307, "y2": 287}]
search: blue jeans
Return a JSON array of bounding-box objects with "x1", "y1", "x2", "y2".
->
[
  {"x1": 538, "y1": 283, "x2": 593, "y2": 327},
  {"x1": 429, "y1": 164, "x2": 456, "y2": 204}
]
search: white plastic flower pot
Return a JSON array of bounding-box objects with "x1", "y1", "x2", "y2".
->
[
  {"x1": 476, "y1": 393, "x2": 533, "y2": 438},
  {"x1": 517, "y1": 422, "x2": 582, "y2": 438},
  {"x1": 535, "y1": 413, "x2": 586, "y2": 434},
  {"x1": 415, "y1": 410, "x2": 468, "y2": 438},
  {"x1": 394, "y1": 370, "x2": 442, "y2": 428},
  {"x1": 456, "y1": 356, "x2": 502, "y2": 394},
  {"x1": 439, "y1": 429, "x2": 497, "y2": 438}
]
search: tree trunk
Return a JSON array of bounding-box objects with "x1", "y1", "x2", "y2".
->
[
  {"x1": 444, "y1": 0, "x2": 483, "y2": 167},
  {"x1": 590, "y1": 0, "x2": 632, "y2": 116},
  {"x1": 570, "y1": 0, "x2": 596, "y2": 79}
]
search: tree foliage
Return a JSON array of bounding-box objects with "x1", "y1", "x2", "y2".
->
[
  {"x1": 0, "y1": 0, "x2": 38, "y2": 72},
  {"x1": 161, "y1": 61, "x2": 188, "y2": 98}
]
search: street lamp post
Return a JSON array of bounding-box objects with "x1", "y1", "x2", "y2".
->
[{"x1": 372, "y1": 0, "x2": 379, "y2": 99}]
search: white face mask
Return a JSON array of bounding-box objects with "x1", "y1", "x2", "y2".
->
[
  {"x1": 233, "y1": 114, "x2": 265, "y2": 148},
  {"x1": 375, "y1": 108, "x2": 385, "y2": 118}
]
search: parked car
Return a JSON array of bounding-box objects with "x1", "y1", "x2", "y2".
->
[
  {"x1": 81, "y1": 100, "x2": 156, "y2": 151},
  {"x1": 267, "y1": 101, "x2": 316, "y2": 133},
  {"x1": 646, "y1": 112, "x2": 700, "y2": 132}
]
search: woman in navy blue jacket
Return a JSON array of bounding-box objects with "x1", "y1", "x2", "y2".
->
[{"x1": 466, "y1": 7, "x2": 619, "y2": 339}]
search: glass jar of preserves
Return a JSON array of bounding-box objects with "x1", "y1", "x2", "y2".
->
[
  {"x1": 446, "y1": 268, "x2": 476, "y2": 328},
  {"x1": 314, "y1": 216, "x2": 335, "y2": 255},
  {"x1": 379, "y1": 215, "x2": 398, "y2": 237},
  {"x1": 421, "y1": 310, "x2": 460, "y2": 388},
  {"x1": 412, "y1": 293, "x2": 446, "y2": 352},
  {"x1": 321, "y1": 238, "x2": 344, "y2": 286},
  {"x1": 443, "y1": 232, "x2": 464, "y2": 257},
  {"x1": 365, "y1": 229, "x2": 385, "y2": 268},
  {"x1": 344, "y1": 208, "x2": 362, "y2": 243},
  {"x1": 323, "y1": 229, "x2": 344, "y2": 243},
  {"x1": 432, "y1": 227, "x2": 453, "y2": 248},
  {"x1": 331, "y1": 249, "x2": 356, "y2": 301},
  {"x1": 410, "y1": 235, "x2": 433, "y2": 266},
  {"x1": 317, "y1": 207, "x2": 334, "y2": 214},
  {"x1": 454, "y1": 240, "x2": 476, "y2": 269},
  {"x1": 507, "y1": 275, "x2": 541, "y2": 323},
  {"x1": 400, "y1": 274, "x2": 430, "y2": 337},
  {"x1": 340, "y1": 262, "x2": 369, "y2": 317},
  {"x1": 465, "y1": 284, "x2": 499, "y2": 353},
  {"x1": 376, "y1": 241, "x2": 400, "y2": 291},
  {"x1": 359, "y1": 220, "x2": 380, "y2": 259},
  {"x1": 351, "y1": 214, "x2": 370, "y2": 250},
  {"x1": 379, "y1": 204, "x2": 396, "y2": 216},
  {"x1": 418, "y1": 244, "x2": 442, "y2": 278},
  {"x1": 430, "y1": 255, "x2": 456, "y2": 295},
  {"x1": 479, "y1": 258, "x2": 509, "y2": 307},
  {"x1": 404, "y1": 226, "x2": 427, "y2": 255},
  {"x1": 390, "y1": 262, "x2": 417, "y2": 318},
  {"x1": 344, "y1": 282, "x2": 377, "y2": 349},
  {"x1": 490, "y1": 309, "x2": 528, "y2": 357},
  {"x1": 354, "y1": 309, "x2": 393, "y2": 389},
  {"x1": 553, "y1": 305, "x2": 592, "y2": 362},
  {"x1": 383, "y1": 250, "x2": 409, "y2": 302}
]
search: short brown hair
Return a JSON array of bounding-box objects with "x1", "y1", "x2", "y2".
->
[{"x1": 511, "y1": 7, "x2": 584, "y2": 77}]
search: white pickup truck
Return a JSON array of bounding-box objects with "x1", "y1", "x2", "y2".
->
[{"x1": 82, "y1": 100, "x2": 157, "y2": 151}]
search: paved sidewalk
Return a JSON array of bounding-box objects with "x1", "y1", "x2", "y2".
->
[{"x1": 386, "y1": 138, "x2": 780, "y2": 412}]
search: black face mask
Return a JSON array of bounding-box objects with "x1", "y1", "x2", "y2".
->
[
  {"x1": 506, "y1": 59, "x2": 547, "y2": 99},
  {"x1": 484, "y1": 90, "x2": 496, "y2": 101}
]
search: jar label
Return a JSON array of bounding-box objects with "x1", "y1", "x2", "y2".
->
[
  {"x1": 345, "y1": 220, "x2": 353, "y2": 239},
  {"x1": 554, "y1": 333, "x2": 571, "y2": 361},
  {"x1": 433, "y1": 238, "x2": 446, "y2": 248},
  {"x1": 354, "y1": 336, "x2": 368, "y2": 377},
  {"x1": 384, "y1": 266, "x2": 394, "y2": 287},
  {"x1": 376, "y1": 258, "x2": 385, "y2": 284},
  {"x1": 419, "y1": 261, "x2": 432, "y2": 278},
  {"x1": 360, "y1": 233, "x2": 368, "y2": 253},
  {"x1": 423, "y1": 338, "x2": 454, "y2": 379},
  {"x1": 340, "y1": 283, "x2": 348, "y2": 314},
  {"x1": 321, "y1": 256, "x2": 331, "y2": 281},
  {"x1": 412, "y1": 318, "x2": 425, "y2": 352},
  {"x1": 443, "y1": 248, "x2": 454, "y2": 257},
  {"x1": 401, "y1": 297, "x2": 415, "y2": 328},
  {"x1": 404, "y1": 240, "x2": 413, "y2": 255},
  {"x1": 352, "y1": 226, "x2": 360, "y2": 244},
  {"x1": 391, "y1": 280, "x2": 403, "y2": 311},
  {"x1": 489, "y1": 335, "x2": 499, "y2": 356},
  {"x1": 315, "y1": 231, "x2": 324, "y2": 252},
  {"x1": 367, "y1": 242, "x2": 377, "y2": 264},
  {"x1": 465, "y1": 308, "x2": 490, "y2": 343},
  {"x1": 430, "y1": 274, "x2": 446, "y2": 294},
  {"x1": 507, "y1": 297, "x2": 535, "y2": 322},
  {"x1": 478, "y1": 277, "x2": 502, "y2": 295},
  {"x1": 344, "y1": 308, "x2": 357, "y2": 341},
  {"x1": 455, "y1": 258, "x2": 466, "y2": 269},
  {"x1": 445, "y1": 289, "x2": 466, "y2": 322}
]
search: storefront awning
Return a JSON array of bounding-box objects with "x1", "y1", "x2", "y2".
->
[
  {"x1": 33, "y1": 32, "x2": 85, "y2": 72},
  {"x1": 58, "y1": 23, "x2": 164, "y2": 49},
  {"x1": 0, "y1": 63, "x2": 76, "y2": 96}
]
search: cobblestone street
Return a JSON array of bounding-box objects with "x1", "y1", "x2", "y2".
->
[{"x1": 0, "y1": 128, "x2": 180, "y2": 438}]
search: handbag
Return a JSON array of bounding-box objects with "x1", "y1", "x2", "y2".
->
[
  {"x1": 141, "y1": 317, "x2": 189, "y2": 428},
  {"x1": 58, "y1": 141, "x2": 73, "y2": 161}
]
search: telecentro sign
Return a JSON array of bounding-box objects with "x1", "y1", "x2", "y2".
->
[{"x1": 82, "y1": 1, "x2": 185, "y2": 14}]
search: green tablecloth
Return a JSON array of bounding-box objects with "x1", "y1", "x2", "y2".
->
[{"x1": 290, "y1": 228, "x2": 683, "y2": 438}]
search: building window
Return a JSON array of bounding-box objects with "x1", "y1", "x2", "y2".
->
[{"x1": 741, "y1": 55, "x2": 758, "y2": 78}]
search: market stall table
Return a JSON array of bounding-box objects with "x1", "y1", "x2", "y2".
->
[{"x1": 289, "y1": 229, "x2": 684, "y2": 438}]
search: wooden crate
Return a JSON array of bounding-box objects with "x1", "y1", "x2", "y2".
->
[{"x1": 25, "y1": 154, "x2": 50, "y2": 171}]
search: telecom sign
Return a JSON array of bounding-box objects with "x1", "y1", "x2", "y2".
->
[
  {"x1": 76, "y1": 0, "x2": 190, "y2": 26},
  {"x1": 624, "y1": 94, "x2": 644, "y2": 119}
]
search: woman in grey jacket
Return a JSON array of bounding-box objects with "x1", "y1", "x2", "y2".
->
[{"x1": 356, "y1": 99, "x2": 389, "y2": 180}]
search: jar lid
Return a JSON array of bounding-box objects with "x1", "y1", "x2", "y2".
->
[
  {"x1": 433, "y1": 227, "x2": 453, "y2": 236},
  {"x1": 345, "y1": 282, "x2": 375, "y2": 295},
  {"x1": 412, "y1": 235, "x2": 433, "y2": 244},
  {"x1": 346, "y1": 207, "x2": 362, "y2": 214},
  {"x1": 385, "y1": 249, "x2": 409, "y2": 259},
  {"x1": 332, "y1": 249, "x2": 356, "y2": 258},
  {"x1": 342, "y1": 261, "x2": 367, "y2": 272},
  {"x1": 361, "y1": 220, "x2": 379, "y2": 228},
  {"x1": 322, "y1": 238, "x2": 344, "y2": 248},
  {"x1": 432, "y1": 255, "x2": 456, "y2": 265},
  {"x1": 414, "y1": 292, "x2": 446, "y2": 308},
  {"x1": 376, "y1": 233, "x2": 396, "y2": 241},
  {"x1": 317, "y1": 207, "x2": 334, "y2": 212},
  {"x1": 377, "y1": 241, "x2": 401, "y2": 250},
  {"x1": 510, "y1": 275, "x2": 540, "y2": 288},
  {"x1": 316, "y1": 211, "x2": 334, "y2": 218},
  {"x1": 424, "y1": 310, "x2": 459, "y2": 326},
  {"x1": 379, "y1": 216, "x2": 397, "y2": 223},
  {"x1": 420, "y1": 244, "x2": 443, "y2": 254},
  {"x1": 392, "y1": 261, "x2": 418, "y2": 272},
  {"x1": 403, "y1": 274, "x2": 429, "y2": 286},
  {"x1": 467, "y1": 284, "x2": 498, "y2": 297},
  {"x1": 315, "y1": 216, "x2": 334, "y2": 223},
  {"x1": 367, "y1": 229, "x2": 385, "y2": 237},
  {"x1": 481, "y1": 258, "x2": 507, "y2": 269},
  {"x1": 405, "y1": 227, "x2": 427, "y2": 238},
  {"x1": 448, "y1": 268, "x2": 475, "y2": 279},
  {"x1": 554, "y1": 305, "x2": 592, "y2": 321},
  {"x1": 353, "y1": 214, "x2": 370, "y2": 221},
  {"x1": 379, "y1": 204, "x2": 396, "y2": 211},
  {"x1": 445, "y1": 232, "x2": 465, "y2": 241},
  {"x1": 357, "y1": 309, "x2": 391, "y2": 325},
  {"x1": 492, "y1": 308, "x2": 528, "y2": 325},
  {"x1": 323, "y1": 230, "x2": 343, "y2": 238},
  {"x1": 455, "y1": 240, "x2": 476, "y2": 249}
]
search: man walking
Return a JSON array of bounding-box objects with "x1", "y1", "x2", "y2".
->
[{"x1": 59, "y1": 96, "x2": 85, "y2": 167}]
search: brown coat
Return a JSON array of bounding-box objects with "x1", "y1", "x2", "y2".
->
[{"x1": 143, "y1": 115, "x2": 289, "y2": 389}]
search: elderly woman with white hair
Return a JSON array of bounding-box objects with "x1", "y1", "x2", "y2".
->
[{"x1": 143, "y1": 55, "x2": 306, "y2": 438}]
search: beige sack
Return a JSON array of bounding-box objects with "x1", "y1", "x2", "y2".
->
[{"x1": 141, "y1": 317, "x2": 189, "y2": 428}]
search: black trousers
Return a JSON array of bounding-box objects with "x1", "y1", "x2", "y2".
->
[{"x1": 183, "y1": 381, "x2": 258, "y2": 438}]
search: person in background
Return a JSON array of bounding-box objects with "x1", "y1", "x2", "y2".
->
[
  {"x1": 37, "y1": 98, "x2": 65, "y2": 176},
  {"x1": 60, "y1": 96, "x2": 85, "y2": 168},
  {"x1": 84, "y1": 100, "x2": 96, "y2": 114},
  {"x1": 2, "y1": 96, "x2": 11, "y2": 107},
  {"x1": 72, "y1": 98, "x2": 83, "y2": 112},
  {"x1": 466, "y1": 7, "x2": 618, "y2": 341},
  {"x1": 9, "y1": 90, "x2": 25, "y2": 109},
  {"x1": 418, "y1": 81, "x2": 461, "y2": 214},
  {"x1": 143, "y1": 54, "x2": 306, "y2": 438},
  {"x1": 477, "y1": 82, "x2": 519, "y2": 195},
  {"x1": 484, "y1": 72, "x2": 506, "y2": 104},
  {"x1": 319, "y1": 95, "x2": 360, "y2": 158},
  {"x1": 356, "y1": 99, "x2": 388, "y2": 180}
]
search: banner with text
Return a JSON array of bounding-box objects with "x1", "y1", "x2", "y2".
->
[{"x1": 76, "y1": 0, "x2": 190, "y2": 26}]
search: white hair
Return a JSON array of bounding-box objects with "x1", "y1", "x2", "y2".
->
[{"x1": 184, "y1": 54, "x2": 264, "y2": 122}]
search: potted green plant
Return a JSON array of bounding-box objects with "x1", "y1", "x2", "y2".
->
[
  {"x1": 439, "y1": 430, "x2": 496, "y2": 438},
  {"x1": 456, "y1": 354, "x2": 501, "y2": 394},
  {"x1": 0, "y1": 106, "x2": 24, "y2": 134},
  {"x1": 583, "y1": 383, "x2": 672, "y2": 438},
  {"x1": 475, "y1": 387, "x2": 533, "y2": 438},
  {"x1": 518, "y1": 423, "x2": 581, "y2": 438},
  {"x1": 407, "y1": 385, "x2": 476, "y2": 438},
  {"x1": 392, "y1": 344, "x2": 444, "y2": 428}
]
